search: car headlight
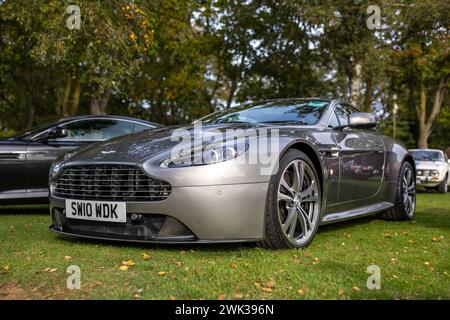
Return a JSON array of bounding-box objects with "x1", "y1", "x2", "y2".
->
[
  {"x1": 49, "y1": 152, "x2": 74, "y2": 180},
  {"x1": 49, "y1": 161, "x2": 63, "y2": 180},
  {"x1": 431, "y1": 170, "x2": 439, "y2": 177},
  {"x1": 160, "y1": 140, "x2": 248, "y2": 168}
]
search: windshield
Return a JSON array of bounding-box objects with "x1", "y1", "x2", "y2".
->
[
  {"x1": 411, "y1": 150, "x2": 444, "y2": 162},
  {"x1": 200, "y1": 99, "x2": 330, "y2": 125}
]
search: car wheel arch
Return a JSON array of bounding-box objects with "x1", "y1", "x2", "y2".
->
[
  {"x1": 279, "y1": 141, "x2": 325, "y2": 205},
  {"x1": 403, "y1": 154, "x2": 416, "y2": 176}
]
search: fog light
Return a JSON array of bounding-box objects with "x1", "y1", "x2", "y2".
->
[{"x1": 130, "y1": 213, "x2": 144, "y2": 224}]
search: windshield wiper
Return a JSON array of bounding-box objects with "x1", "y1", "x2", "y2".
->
[{"x1": 261, "y1": 120, "x2": 308, "y2": 125}]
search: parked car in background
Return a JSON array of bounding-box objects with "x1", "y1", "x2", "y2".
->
[
  {"x1": 0, "y1": 115, "x2": 161, "y2": 204},
  {"x1": 410, "y1": 149, "x2": 450, "y2": 193},
  {"x1": 48, "y1": 98, "x2": 416, "y2": 248}
]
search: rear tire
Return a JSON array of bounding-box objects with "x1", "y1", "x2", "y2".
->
[
  {"x1": 438, "y1": 175, "x2": 448, "y2": 194},
  {"x1": 380, "y1": 161, "x2": 416, "y2": 221},
  {"x1": 260, "y1": 149, "x2": 321, "y2": 249}
]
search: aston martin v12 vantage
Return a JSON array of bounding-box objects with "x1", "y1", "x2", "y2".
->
[{"x1": 49, "y1": 99, "x2": 416, "y2": 248}]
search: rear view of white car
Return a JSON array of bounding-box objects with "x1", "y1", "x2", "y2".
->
[{"x1": 410, "y1": 149, "x2": 450, "y2": 193}]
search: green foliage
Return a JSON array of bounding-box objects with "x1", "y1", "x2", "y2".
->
[{"x1": 0, "y1": 0, "x2": 448, "y2": 148}]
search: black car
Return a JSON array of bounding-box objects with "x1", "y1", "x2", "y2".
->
[{"x1": 0, "y1": 115, "x2": 161, "y2": 204}]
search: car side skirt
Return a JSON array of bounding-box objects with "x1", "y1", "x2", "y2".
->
[{"x1": 321, "y1": 201, "x2": 393, "y2": 224}]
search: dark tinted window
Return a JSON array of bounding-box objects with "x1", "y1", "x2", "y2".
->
[
  {"x1": 201, "y1": 100, "x2": 330, "y2": 125},
  {"x1": 410, "y1": 150, "x2": 444, "y2": 162},
  {"x1": 133, "y1": 123, "x2": 152, "y2": 133},
  {"x1": 55, "y1": 119, "x2": 135, "y2": 141}
]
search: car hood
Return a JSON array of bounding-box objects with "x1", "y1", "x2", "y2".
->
[
  {"x1": 415, "y1": 160, "x2": 446, "y2": 170},
  {"x1": 64, "y1": 123, "x2": 305, "y2": 165}
]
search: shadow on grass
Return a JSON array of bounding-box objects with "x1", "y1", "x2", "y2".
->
[
  {"x1": 51, "y1": 215, "x2": 383, "y2": 252},
  {"x1": 52, "y1": 233, "x2": 254, "y2": 252}
]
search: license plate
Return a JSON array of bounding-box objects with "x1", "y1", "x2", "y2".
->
[{"x1": 65, "y1": 199, "x2": 126, "y2": 223}]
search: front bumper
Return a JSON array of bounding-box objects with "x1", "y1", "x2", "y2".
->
[
  {"x1": 49, "y1": 182, "x2": 269, "y2": 243},
  {"x1": 416, "y1": 176, "x2": 442, "y2": 187}
]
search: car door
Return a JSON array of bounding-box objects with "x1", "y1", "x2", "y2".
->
[
  {"x1": 332, "y1": 104, "x2": 385, "y2": 203},
  {"x1": 0, "y1": 141, "x2": 28, "y2": 199},
  {"x1": 25, "y1": 118, "x2": 139, "y2": 194}
]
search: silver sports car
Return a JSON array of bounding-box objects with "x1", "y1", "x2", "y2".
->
[{"x1": 49, "y1": 98, "x2": 416, "y2": 248}]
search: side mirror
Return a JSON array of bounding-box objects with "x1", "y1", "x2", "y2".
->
[
  {"x1": 348, "y1": 112, "x2": 377, "y2": 129},
  {"x1": 47, "y1": 127, "x2": 68, "y2": 139}
]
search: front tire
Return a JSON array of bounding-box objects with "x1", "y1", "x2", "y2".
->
[
  {"x1": 380, "y1": 161, "x2": 416, "y2": 221},
  {"x1": 437, "y1": 175, "x2": 448, "y2": 194},
  {"x1": 260, "y1": 149, "x2": 321, "y2": 249}
]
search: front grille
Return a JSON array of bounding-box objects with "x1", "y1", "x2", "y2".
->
[{"x1": 52, "y1": 165, "x2": 171, "y2": 202}]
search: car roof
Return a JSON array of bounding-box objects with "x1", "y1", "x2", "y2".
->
[
  {"x1": 409, "y1": 149, "x2": 443, "y2": 153},
  {"x1": 57, "y1": 115, "x2": 162, "y2": 128},
  {"x1": 249, "y1": 97, "x2": 332, "y2": 104}
]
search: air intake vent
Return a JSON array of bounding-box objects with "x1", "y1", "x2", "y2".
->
[{"x1": 53, "y1": 165, "x2": 171, "y2": 202}]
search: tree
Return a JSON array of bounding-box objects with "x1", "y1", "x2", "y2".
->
[
  {"x1": 389, "y1": 0, "x2": 449, "y2": 148},
  {"x1": 1, "y1": 0, "x2": 156, "y2": 115}
]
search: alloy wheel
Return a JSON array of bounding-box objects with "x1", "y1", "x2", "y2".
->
[
  {"x1": 402, "y1": 167, "x2": 416, "y2": 218},
  {"x1": 277, "y1": 159, "x2": 320, "y2": 245}
]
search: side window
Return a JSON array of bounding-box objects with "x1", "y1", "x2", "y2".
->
[
  {"x1": 328, "y1": 111, "x2": 340, "y2": 128},
  {"x1": 334, "y1": 104, "x2": 351, "y2": 127},
  {"x1": 133, "y1": 123, "x2": 152, "y2": 133},
  {"x1": 55, "y1": 120, "x2": 134, "y2": 141}
]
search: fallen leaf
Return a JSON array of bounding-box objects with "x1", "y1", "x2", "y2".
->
[
  {"x1": 352, "y1": 286, "x2": 361, "y2": 292},
  {"x1": 44, "y1": 268, "x2": 58, "y2": 273},
  {"x1": 119, "y1": 266, "x2": 128, "y2": 271},
  {"x1": 64, "y1": 256, "x2": 72, "y2": 260},
  {"x1": 122, "y1": 260, "x2": 136, "y2": 266},
  {"x1": 217, "y1": 294, "x2": 226, "y2": 300},
  {"x1": 158, "y1": 271, "x2": 167, "y2": 276},
  {"x1": 234, "y1": 293, "x2": 244, "y2": 299},
  {"x1": 142, "y1": 253, "x2": 151, "y2": 260},
  {"x1": 313, "y1": 257, "x2": 321, "y2": 264},
  {"x1": 424, "y1": 261, "x2": 430, "y2": 266},
  {"x1": 3, "y1": 265, "x2": 10, "y2": 272},
  {"x1": 297, "y1": 288, "x2": 306, "y2": 295},
  {"x1": 338, "y1": 288, "x2": 345, "y2": 296},
  {"x1": 175, "y1": 261, "x2": 182, "y2": 267},
  {"x1": 231, "y1": 263, "x2": 238, "y2": 269}
]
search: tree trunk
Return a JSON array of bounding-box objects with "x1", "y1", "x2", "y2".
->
[
  {"x1": 416, "y1": 77, "x2": 447, "y2": 148},
  {"x1": 70, "y1": 76, "x2": 81, "y2": 115},
  {"x1": 226, "y1": 79, "x2": 237, "y2": 109},
  {"x1": 349, "y1": 62, "x2": 362, "y2": 107},
  {"x1": 26, "y1": 101, "x2": 36, "y2": 130},
  {"x1": 363, "y1": 76, "x2": 373, "y2": 112},
  {"x1": 90, "y1": 88, "x2": 110, "y2": 115},
  {"x1": 62, "y1": 75, "x2": 72, "y2": 117}
]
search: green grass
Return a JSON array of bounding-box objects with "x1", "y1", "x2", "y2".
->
[{"x1": 0, "y1": 194, "x2": 449, "y2": 300}]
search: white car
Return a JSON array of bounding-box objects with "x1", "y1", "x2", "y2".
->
[{"x1": 410, "y1": 149, "x2": 450, "y2": 193}]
